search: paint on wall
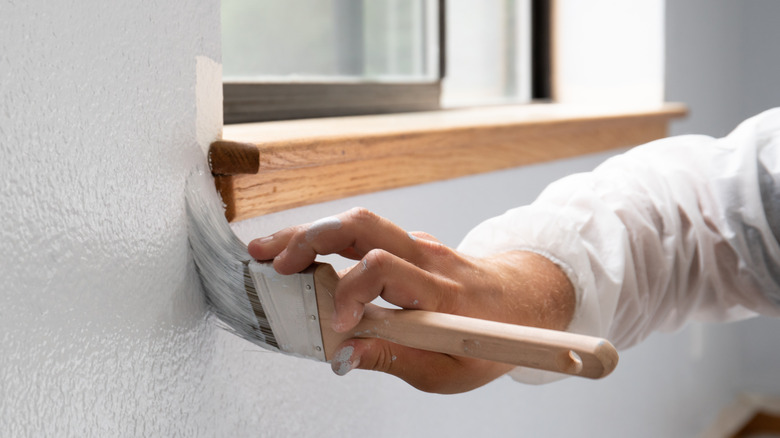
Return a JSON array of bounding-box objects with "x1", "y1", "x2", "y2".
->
[{"x1": 196, "y1": 55, "x2": 224, "y2": 154}]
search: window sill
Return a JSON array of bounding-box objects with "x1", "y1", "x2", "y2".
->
[{"x1": 212, "y1": 103, "x2": 687, "y2": 222}]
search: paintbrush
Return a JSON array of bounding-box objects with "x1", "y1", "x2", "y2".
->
[{"x1": 185, "y1": 169, "x2": 618, "y2": 379}]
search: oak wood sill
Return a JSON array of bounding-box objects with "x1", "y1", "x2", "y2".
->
[{"x1": 212, "y1": 103, "x2": 687, "y2": 222}]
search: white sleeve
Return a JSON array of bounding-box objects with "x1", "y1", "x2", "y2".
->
[{"x1": 458, "y1": 108, "x2": 780, "y2": 384}]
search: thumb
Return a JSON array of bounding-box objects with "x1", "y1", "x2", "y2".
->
[{"x1": 329, "y1": 338, "x2": 509, "y2": 394}]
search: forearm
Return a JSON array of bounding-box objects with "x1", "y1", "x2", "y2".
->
[{"x1": 460, "y1": 109, "x2": 780, "y2": 359}]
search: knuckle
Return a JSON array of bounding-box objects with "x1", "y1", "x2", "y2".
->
[
  {"x1": 365, "y1": 248, "x2": 391, "y2": 271},
  {"x1": 374, "y1": 344, "x2": 396, "y2": 373},
  {"x1": 413, "y1": 235, "x2": 455, "y2": 262},
  {"x1": 287, "y1": 225, "x2": 310, "y2": 247},
  {"x1": 427, "y1": 239, "x2": 454, "y2": 258},
  {"x1": 361, "y1": 340, "x2": 396, "y2": 374},
  {"x1": 434, "y1": 278, "x2": 464, "y2": 315},
  {"x1": 410, "y1": 231, "x2": 440, "y2": 243},
  {"x1": 347, "y1": 207, "x2": 377, "y2": 225}
]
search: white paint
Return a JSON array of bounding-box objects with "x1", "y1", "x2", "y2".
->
[
  {"x1": 196, "y1": 56, "x2": 224, "y2": 154},
  {"x1": 332, "y1": 345, "x2": 357, "y2": 376},
  {"x1": 305, "y1": 216, "x2": 343, "y2": 242},
  {"x1": 186, "y1": 169, "x2": 266, "y2": 348}
]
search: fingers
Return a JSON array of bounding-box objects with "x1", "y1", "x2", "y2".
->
[
  {"x1": 248, "y1": 208, "x2": 465, "y2": 333},
  {"x1": 331, "y1": 249, "x2": 461, "y2": 332},
  {"x1": 249, "y1": 208, "x2": 424, "y2": 275},
  {"x1": 247, "y1": 225, "x2": 300, "y2": 260},
  {"x1": 407, "y1": 231, "x2": 442, "y2": 244},
  {"x1": 330, "y1": 338, "x2": 512, "y2": 394}
]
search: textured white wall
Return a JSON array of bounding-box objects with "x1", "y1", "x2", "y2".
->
[
  {"x1": 0, "y1": 1, "x2": 366, "y2": 436},
  {"x1": 0, "y1": 1, "x2": 228, "y2": 435},
  {"x1": 3, "y1": 0, "x2": 779, "y2": 437}
]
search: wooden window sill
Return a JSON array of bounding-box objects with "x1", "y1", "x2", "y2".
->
[{"x1": 211, "y1": 103, "x2": 687, "y2": 222}]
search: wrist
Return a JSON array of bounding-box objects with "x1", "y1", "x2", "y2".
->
[{"x1": 476, "y1": 250, "x2": 575, "y2": 331}]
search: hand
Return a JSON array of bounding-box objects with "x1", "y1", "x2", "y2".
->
[{"x1": 248, "y1": 208, "x2": 575, "y2": 393}]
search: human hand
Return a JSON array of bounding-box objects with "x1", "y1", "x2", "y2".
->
[{"x1": 248, "y1": 208, "x2": 575, "y2": 393}]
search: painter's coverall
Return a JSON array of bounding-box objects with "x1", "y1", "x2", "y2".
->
[{"x1": 458, "y1": 108, "x2": 780, "y2": 383}]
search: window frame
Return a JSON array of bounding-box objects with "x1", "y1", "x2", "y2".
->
[
  {"x1": 222, "y1": 0, "x2": 552, "y2": 124},
  {"x1": 223, "y1": 81, "x2": 442, "y2": 124},
  {"x1": 223, "y1": 0, "x2": 447, "y2": 124},
  {"x1": 213, "y1": 103, "x2": 688, "y2": 221}
]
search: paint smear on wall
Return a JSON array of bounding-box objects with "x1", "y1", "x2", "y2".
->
[{"x1": 196, "y1": 56, "x2": 223, "y2": 155}]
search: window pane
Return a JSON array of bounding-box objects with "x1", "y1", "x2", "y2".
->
[
  {"x1": 222, "y1": 0, "x2": 439, "y2": 82},
  {"x1": 442, "y1": 0, "x2": 532, "y2": 106}
]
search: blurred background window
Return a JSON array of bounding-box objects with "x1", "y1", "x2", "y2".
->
[
  {"x1": 443, "y1": 0, "x2": 533, "y2": 107},
  {"x1": 222, "y1": 0, "x2": 438, "y2": 82},
  {"x1": 221, "y1": 0, "x2": 546, "y2": 123}
]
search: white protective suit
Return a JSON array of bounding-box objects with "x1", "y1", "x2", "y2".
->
[{"x1": 458, "y1": 108, "x2": 780, "y2": 383}]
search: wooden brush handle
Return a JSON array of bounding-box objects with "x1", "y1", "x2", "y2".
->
[{"x1": 312, "y1": 263, "x2": 618, "y2": 379}]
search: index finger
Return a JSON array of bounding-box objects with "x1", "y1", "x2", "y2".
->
[
  {"x1": 247, "y1": 225, "x2": 301, "y2": 259},
  {"x1": 249, "y1": 208, "x2": 422, "y2": 275}
]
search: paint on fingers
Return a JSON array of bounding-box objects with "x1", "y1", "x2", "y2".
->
[
  {"x1": 331, "y1": 345, "x2": 360, "y2": 376},
  {"x1": 331, "y1": 305, "x2": 364, "y2": 333},
  {"x1": 305, "y1": 216, "x2": 342, "y2": 242}
]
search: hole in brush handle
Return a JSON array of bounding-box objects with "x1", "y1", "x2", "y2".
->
[{"x1": 556, "y1": 350, "x2": 584, "y2": 375}]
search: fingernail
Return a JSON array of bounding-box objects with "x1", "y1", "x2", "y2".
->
[
  {"x1": 256, "y1": 235, "x2": 274, "y2": 244},
  {"x1": 331, "y1": 312, "x2": 347, "y2": 333},
  {"x1": 274, "y1": 248, "x2": 287, "y2": 262},
  {"x1": 331, "y1": 346, "x2": 359, "y2": 376}
]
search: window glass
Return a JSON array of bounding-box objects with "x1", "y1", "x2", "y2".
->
[
  {"x1": 222, "y1": 0, "x2": 439, "y2": 82},
  {"x1": 442, "y1": 0, "x2": 532, "y2": 106}
]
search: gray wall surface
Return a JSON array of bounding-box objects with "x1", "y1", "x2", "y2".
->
[{"x1": 666, "y1": 0, "x2": 780, "y2": 136}]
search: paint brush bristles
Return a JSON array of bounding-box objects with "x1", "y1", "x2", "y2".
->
[{"x1": 185, "y1": 169, "x2": 279, "y2": 350}]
